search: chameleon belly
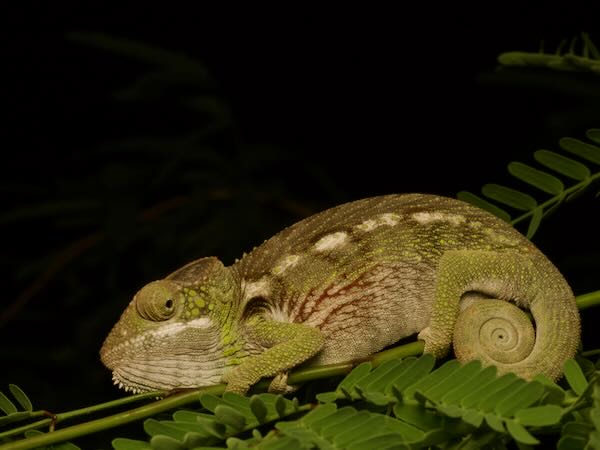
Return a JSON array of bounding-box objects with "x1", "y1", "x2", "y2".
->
[{"x1": 285, "y1": 261, "x2": 435, "y2": 365}]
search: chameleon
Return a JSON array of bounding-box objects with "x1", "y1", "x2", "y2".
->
[{"x1": 100, "y1": 194, "x2": 581, "y2": 394}]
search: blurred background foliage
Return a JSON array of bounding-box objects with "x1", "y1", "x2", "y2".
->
[{"x1": 1, "y1": 9, "x2": 599, "y2": 429}]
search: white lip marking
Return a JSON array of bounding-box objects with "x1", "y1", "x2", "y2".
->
[
  {"x1": 152, "y1": 322, "x2": 186, "y2": 338},
  {"x1": 314, "y1": 232, "x2": 348, "y2": 252},
  {"x1": 187, "y1": 317, "x2": 212, "y2": 329}
]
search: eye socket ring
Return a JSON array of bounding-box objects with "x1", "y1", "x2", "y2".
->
[{"x1": 135, "y1": 281, "x2": 179, "y2": 322}]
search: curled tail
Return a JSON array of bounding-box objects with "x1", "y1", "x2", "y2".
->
[{"x1": 420, "y1": 250, "x2": 580, "y2": 380}]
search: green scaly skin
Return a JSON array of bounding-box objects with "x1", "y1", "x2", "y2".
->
[{"x1": 100, "y1": 194, "x2": 580, "y2": 394}]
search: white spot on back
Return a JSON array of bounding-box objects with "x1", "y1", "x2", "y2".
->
[
  {"x1": 355, "y1": 213, "x2": 401, "y2": 232},
  {"x1": 272, "y1": 254, "x2": 301, "y2": 275},
  {"x1": 412, "y1": 211, "x2": 465, "y2": 226},
  {"x1": 356, "y1": 219, "x2": 377, "y2": 232},
  {"x1": 242, "y1": 278, "x2": 271, "y2": 301},
  {"x1": 314, "y1": 231, "x2": 348, "y2": 252},
  {"x1": 379, "y1": 213, "x2": 400, "y2": 226}
]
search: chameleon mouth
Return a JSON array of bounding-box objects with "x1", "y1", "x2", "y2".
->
[
  {"x1": 109, "y1": 355, "x2": 228, "y2": 393},
  {"x1": 102, "y1": 318, "x2": 238, "y2": 393},
  {"x1": 112, "y1": 371, "x2": 147, "y2": 394}
]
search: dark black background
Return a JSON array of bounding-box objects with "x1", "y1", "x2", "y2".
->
[{"x1": 1, "y1": 6, "x2": 599, "y2": 445}]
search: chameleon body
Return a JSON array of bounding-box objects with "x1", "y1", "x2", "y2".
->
[{"x1": 100, "y1": 194, "x2": 580, "y2": 394}]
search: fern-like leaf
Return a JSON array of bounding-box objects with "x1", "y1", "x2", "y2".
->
[
  {"x1": 508, "y1": 162, "x2": 564, "y2": 195},
  {"x1": 113, "y1": 392, "x2": 302, "y2": 449},
  {"x1": 458, "y1": 128, "x2": 600, "y2": 238},
  {"x1": 534, "y1": 150, "x2": 590, "y2": 181},
  {"x1": 112, "y1": 438, "x2": 152, "y2": 450},
  {"x1": 0, "y1": 384, "x2": 35, "y2": 427},
  {"x1": 273, "y1": 404, "x2": 425, "y2": 449},
  {"x1": 588, "y1": 129, "x2": 600, "y2": 144},
  {"x1": 560, "y1": 137, "x2": 600, "y2": 165},
  {"x1": 317, "y1": 356, "x2": 576, "y2": 447},
  {"x1": 497, "y1": 32, "x2": 600, "y2": 75},
  {"x1": 102, "y1": 357, "x2": 598, "y2": 449},
  {"x1": 558, "y1": 379, "x2": 600, "y2": 450},
  {"x1": 564, "y1": 359, "x2": 590, "y2": 396}
]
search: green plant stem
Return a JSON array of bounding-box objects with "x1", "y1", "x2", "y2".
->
[
  {"x1": 0, "y1": 290, "x2": 597, "y2": 449},
  {"x1": 575, "y1": 290, "x2": 600, "y2": 310},
  {"x1": 371, "y1": 341, "x2": 425, "y2": 366},
  {"x1": 0, "y1": 391, "x2": 164, "y2": 440},
  {"x1": 0, "y1": 418, "x2": 51, "y2": 441},
  {"x1": 511, "y1": 171, "x2": 600, "y2": 227},
  {"x1": 0, "y1": 387, "x2": 223, "y2": 450}
]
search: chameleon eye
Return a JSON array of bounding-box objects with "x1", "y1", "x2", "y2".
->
[{"x1": 135, "y1": 281, "x2": 179, "y2": 322}]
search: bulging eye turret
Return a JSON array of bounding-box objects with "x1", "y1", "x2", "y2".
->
[{"x1": 135, "y1": 280, "x2": 180, "y2": 321}]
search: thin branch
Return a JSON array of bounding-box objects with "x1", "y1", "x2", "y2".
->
[
  {"x1": 575, "y1": 290, "x2": 600, "y2": 310},
  {"x1": 0, "y1": 387, "x2": 221, "y2": 450},
  {"x1": 0, "y1": 391, "x2": 164, "y2": 440}
]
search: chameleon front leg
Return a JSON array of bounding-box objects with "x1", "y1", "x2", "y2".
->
[
  {"x1": 418, "y1": 249, "x2": 579, "y2": 380},
  {"x1": 222, "y1": 316, "x2": 325, "y2": 394}
]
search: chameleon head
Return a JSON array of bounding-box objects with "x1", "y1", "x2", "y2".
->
[{"x1": 100, "y1": 258, "x2": 243, "y2": 393}]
